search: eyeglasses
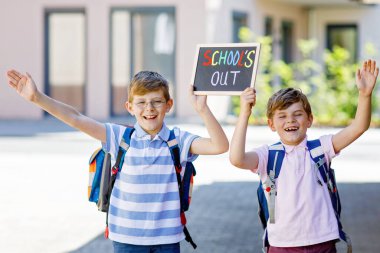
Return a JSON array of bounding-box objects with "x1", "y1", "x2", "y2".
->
[{"x1": 133, "y1": 100, "x2": 167, "y2": 109}]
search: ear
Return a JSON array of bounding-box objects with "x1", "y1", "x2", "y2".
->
[
  {"x1": 307, "y1": 114, "x2": 313, "y2": 128},
  {"x1": 165, "y1": 99, "x2": 174, "y2": 113},
  {"x1": 125, "y1": 101, "x2": 134, "y2": 116},
  {"x1": 267, "y1": 118, "x2": 276, "y2": 132}
]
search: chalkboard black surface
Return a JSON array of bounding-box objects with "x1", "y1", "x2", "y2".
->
[{"x1": 191, "y1": 43, "x2": 260, "y2": 95}]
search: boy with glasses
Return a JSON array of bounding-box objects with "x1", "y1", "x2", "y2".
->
[{"x1": 6, "y1": 69, "x2": 229, "y2": 253}]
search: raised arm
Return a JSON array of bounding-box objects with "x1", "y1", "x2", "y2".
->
[
  {"x1": 7, "y1": 70, "x2": 106, "y2": 142},
  {"x1": 229, "y1": 87, "x2": 259, "y2": 170},
  {"x1": 188, "y1": 86, "x2": 229, "y2": 155},
  {"x1": 332, "y1": 59, "x2": 379, "y2": 153}
]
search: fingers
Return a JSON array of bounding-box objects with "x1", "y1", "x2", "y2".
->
[
  {"x1": 356, "y1": 68, "x2": 361, "y2": 80},
  {"x1": 241, "y1": 87, "x2": 256, "y2": 104},
  {"x1": 241, "y1": 87, "x2": 255, "y2": 95},
  {"x1": 7, "y1": 69, "x2": 22, "y2": 78},
  {"x1": 241, "y1": 87, "x2": 256, "y2": 96},
  {"x1": 7, "y1": 70, "x2": 22, "y2": 88},
  {"x1": 370, "y1": 60, "x2": 375, "y2": 73},
  {"x1": 362, "y1": 60, "x2": 367, "y2": 72},
  {"x1": 362, "y1": 59, "x2": 378, "y2": 74},
  {"x1": 7, "y1": 70, "x2": 20, "y2": 80}
]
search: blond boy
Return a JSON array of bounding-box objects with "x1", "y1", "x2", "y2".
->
[{"x1": 7, "y1": 70, "x2": 229, "y2": 253}]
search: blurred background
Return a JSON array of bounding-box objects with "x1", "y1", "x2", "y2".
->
[
  {"x1": 1, "y1": 0, "x2": 380, "y2": 124},
  {"x1": 1, "y1": 0, "x2": 380, "y2": 252}
]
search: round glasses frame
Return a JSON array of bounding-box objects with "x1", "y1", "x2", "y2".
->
[{"x1": 133, "y1": 100, "x2": 167, "y2": 109}]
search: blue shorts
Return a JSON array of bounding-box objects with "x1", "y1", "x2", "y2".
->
[{"x1": 112, "y1": 241, "x2": 180, "y2": 253}]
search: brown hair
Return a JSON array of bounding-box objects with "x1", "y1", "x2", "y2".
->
[
  {"x1": 266, "y1": 88, "x2": 312, "y2": 119},
  {"x1": 128, "y1": 71, "x2": 170, "y2": 102}
]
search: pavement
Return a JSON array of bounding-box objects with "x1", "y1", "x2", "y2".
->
[{"x1": 0, "y1": 118, "x2": 379, "y2": 253}]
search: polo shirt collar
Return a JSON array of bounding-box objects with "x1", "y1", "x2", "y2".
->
[
  {"x1": 133, "y1": 122, "x2": 170, "y2": 141},
  {"x1": 282, "y1": 136, "x2": 308, "y2": 154}
]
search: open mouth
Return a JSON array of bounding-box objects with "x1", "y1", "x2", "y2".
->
[
  {"x1": 144, "y1": 115, "x2": 157, "y2": 120},
  {"x1": 284, "y1": 127, "x2": 299, "y2": 132}
]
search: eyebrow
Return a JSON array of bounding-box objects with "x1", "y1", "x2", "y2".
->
[
  {"x1": 276, "y1": 109, "x2": 304, "y2": 115},
  {"x1": 134, "y1": 97, "x2": 165, "y2": 102}
]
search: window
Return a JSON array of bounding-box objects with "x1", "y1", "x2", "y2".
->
[
  {"x1": 44, "y1": 10, "x2": 86, "y2": 113},
  {"x1": 264, "y1": 16, "x2": 273, "y2": 37},
  {"x1": 232, "y1": 12, "x2": 248, "y2": 43},
  {"x1": 281, "y1": 20, "x2": 294, "y2": 64},
  {"x1": 111, "y1": 8, "x2": 176, "y2": 116},
  {"x1": 327, "y1": 24, "x2": 358, "y2": 64}
]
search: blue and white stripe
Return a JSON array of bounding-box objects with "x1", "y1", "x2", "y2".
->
[{"x1": 103, "y1": 123, "x2": 198, "y2": 245}]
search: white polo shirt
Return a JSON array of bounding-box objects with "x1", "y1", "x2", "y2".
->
[{"x1": 252, "y1": 135, "x2": 340, "y2": 247}]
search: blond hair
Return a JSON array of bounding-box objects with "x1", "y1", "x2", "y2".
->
[{"x1": 128, "y1": 71, "x2": 170, "y2": 102}]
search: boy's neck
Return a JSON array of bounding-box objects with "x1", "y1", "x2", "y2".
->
[{"x1": 136, "y1": 122, "x2": 164, "y2": 139}]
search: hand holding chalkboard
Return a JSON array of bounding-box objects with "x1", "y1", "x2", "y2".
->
[
  {"x1": 240, "y1": 87, "x2": 256, "y2": 116},
  {"x1": 191, "y1": 43, "x2": 260, "y2": 95},
  {"x1": 189, "y1": 85, "x2": 208, "y2": 114}
]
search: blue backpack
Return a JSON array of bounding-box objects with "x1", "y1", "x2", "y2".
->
[
  {"x1": 257, "y1": 139, "x2": 352, "y2": 253},
  {"x1": 88, "y1": 127, "x2": 197, "y2": 248}
]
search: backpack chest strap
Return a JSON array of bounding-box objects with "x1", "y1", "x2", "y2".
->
[
  {"x1": 263, "y1": 172, "x2": 276, "y2": 224},
  {"x1": 265, "y1": 143, "x2": 285, "y2": 224}
]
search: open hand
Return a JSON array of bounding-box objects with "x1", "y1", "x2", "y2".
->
[
  {"x1": 7, "y1": 70, "x2": 38, "y2": 101},
  {"x1": 356, "y1": 59, "x2": 379, "y2": 97}
]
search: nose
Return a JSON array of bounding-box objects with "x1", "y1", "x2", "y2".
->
[
  {"x1": 145, "y1": 101, "x2": 154, "y2": 109},
  {"x1": 287, "y1": 116, "x2": 295, "y2": 123}
]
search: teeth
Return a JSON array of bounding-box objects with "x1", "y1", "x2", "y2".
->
[{"x1": 285, "y1": 127, "x2": 298, "y2": 131}]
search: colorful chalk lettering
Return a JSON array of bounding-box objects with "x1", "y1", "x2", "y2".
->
[
  {"x1": 202, "y1": 49, "x2": 256, "y2": 68},
  {"x1": 192, "y1": 43, "x2": 261, "y2": 95}
]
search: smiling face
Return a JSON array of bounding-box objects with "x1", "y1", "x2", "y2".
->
[
  {"x1": 268, "y1": 101, "x2": 313, "y2": 146},
  {"x1": 126, "y1": 90, "x2": 173, "y2": 137}
]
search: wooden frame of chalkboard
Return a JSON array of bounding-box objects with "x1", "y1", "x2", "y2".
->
[{"x1": 191, "y1": 43, "x2": 261, "y2": 95}]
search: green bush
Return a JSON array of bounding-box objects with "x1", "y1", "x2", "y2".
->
[{"x1": 232, "y1": 30, "x2": 380, "y2": 126}]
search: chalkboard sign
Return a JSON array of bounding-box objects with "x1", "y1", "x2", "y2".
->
[{"x1": 191, "y1": 43, "x2": 260, "y2": 95}]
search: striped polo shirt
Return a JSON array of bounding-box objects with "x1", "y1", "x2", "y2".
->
[{"x1": 103, "y1": 122, "x2": 199, "y2": 245}]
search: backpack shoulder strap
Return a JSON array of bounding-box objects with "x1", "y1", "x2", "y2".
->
[
  {"x1": 113, "y1": 127, "x2": 135, "y2": 171},
  {"x1": 262, "y1": 142, "x2": 285, "y2": 225},
  {"x1": 167, "y1": 130, "x2": 181, "y2": 168},
  {"x1": 166, "y1": 129, "x2": 197, "y2": 249},
  {"x1": 306, "y1": 139, "x2": 328, "y2": 183},
  {"x1": 267, "y1": 142, "x2": 285, "y2": 178}
]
